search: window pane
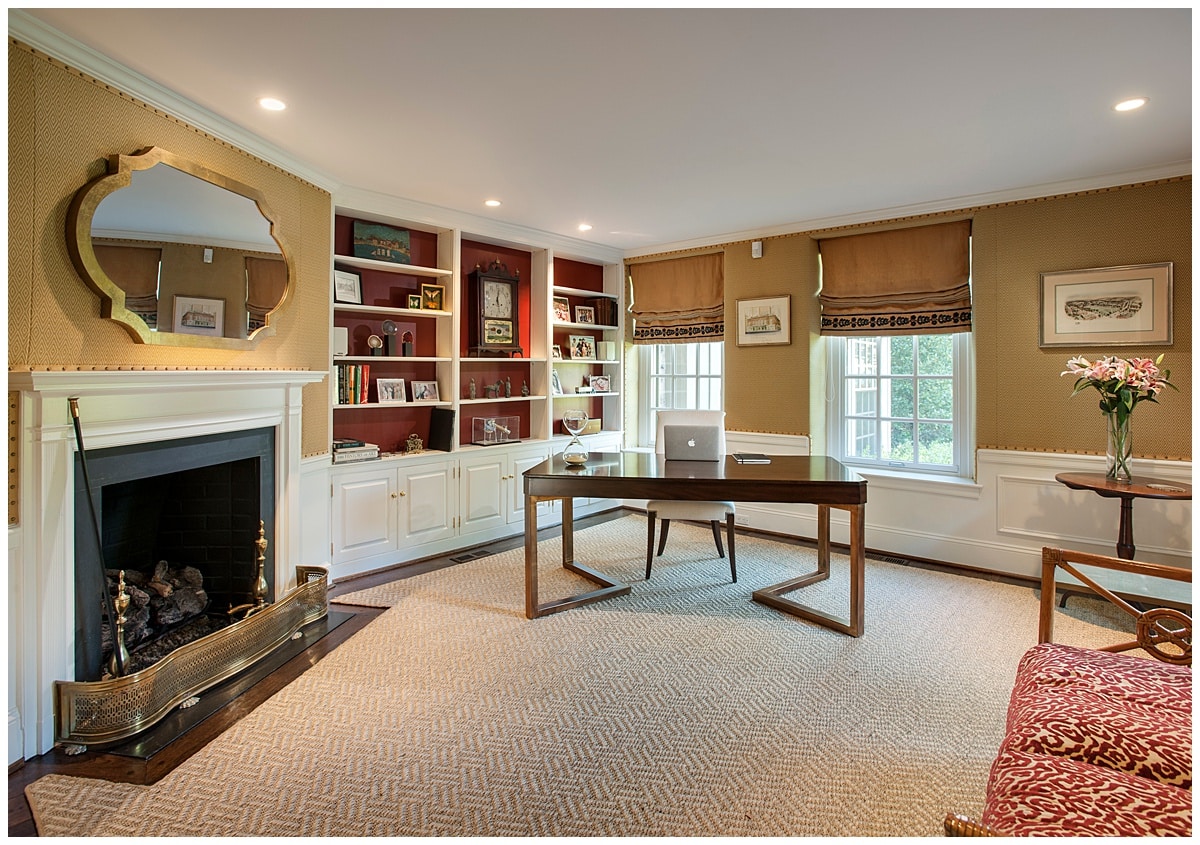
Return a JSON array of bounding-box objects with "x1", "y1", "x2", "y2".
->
[
  {"x1": 884, "y1": 336, "x2": 914, "y2": 375},
  {"x1": 846, "y1": 378, "x2": 876, "y2": 416},
  {"x1": 918, "y1": 422, "x2": 954, "y2": 465},
  {"x1": 882, "y1": 420, "x2": 914, "y2": 461},
  {"x1": 846, "y1": 337, "x2": 878, "y2": 375},
  {"x1": 883, "y1": 377, "x2": 914, "y2": 418},
  {"x1": 917, "y1": 378, "x2": 953, "y2": 420},
  {"x1": 917, "y1": 335, "x2": 953, "y2": 375},
  {"x1": 847, "y1": 418, "x2": 877, "y2": 459}
]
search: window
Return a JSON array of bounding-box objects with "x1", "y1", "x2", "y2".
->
[
  {"x1": 638, "y1": 342, "x2": 723, "y2": 446},
  {"x1": 827, "y1": 333, "x2": 973, "y2": 476}
]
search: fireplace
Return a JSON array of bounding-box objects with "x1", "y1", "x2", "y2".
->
[
  {"x1": 10, "y1": 369, "x2": 325, "y2": 759},
  {"x1": 73, "y1": 427, "x2": 276, "y2": 681}
]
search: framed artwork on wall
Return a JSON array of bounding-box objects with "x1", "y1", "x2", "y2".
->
[
  {"x1": 173, "y1": 295, "x2": 225, "y2": 337},
  {"x1": 735, "y1": 295, "x2": 790, "y2": 346},
  {"x1": 334, "y1": 270, "x2": 362, "y2": 304},
  {"x1": 1039, "y1": 263, "x2": 1173, "y2": 347}
]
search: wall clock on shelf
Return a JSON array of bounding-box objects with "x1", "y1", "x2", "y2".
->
[{"x1": 468, "y1": 260, "x2": 523, "y2": 357}]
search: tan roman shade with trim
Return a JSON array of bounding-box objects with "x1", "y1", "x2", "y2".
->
[
  {"x1": 629, "y1": 253, "x2": 724, "y2": 344},
  {"x1": 245, "y1": 256, "x2": 287, "y2": 331},
  {"x1": 818, "y1": 220, "x2": 971, "y2": 335},
  {"x1": 93, "y1": 243, "x2": 161, "y2": 328}
]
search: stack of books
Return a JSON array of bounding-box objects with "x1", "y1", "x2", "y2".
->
[
  {"x1": 589, "y1": 297, "x2": 618, "y2": 327},
  {"x1": 332, "y1": 438, "x2": 381, "y2": 464}
]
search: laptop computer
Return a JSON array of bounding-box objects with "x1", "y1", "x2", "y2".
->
[{"x1": 662, "y1": 424, "x2": 722, "y2": 462}]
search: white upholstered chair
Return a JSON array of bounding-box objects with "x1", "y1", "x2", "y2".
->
[{"x1": 646, "y1": 410, "x2": 736, "y2": 582}]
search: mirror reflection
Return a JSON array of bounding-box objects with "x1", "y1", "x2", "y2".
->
[{"x1": 67, "y1": 147, "x2": 291, "y2": 348}]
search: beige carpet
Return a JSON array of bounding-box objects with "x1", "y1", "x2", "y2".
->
[{"x1": 27, "y1": 516, "x2": 1137, "y2": 837}]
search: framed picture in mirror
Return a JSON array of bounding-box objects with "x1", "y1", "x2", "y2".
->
[{"x1": 173, "y1": 295, "x2": 225, "y2": 337}]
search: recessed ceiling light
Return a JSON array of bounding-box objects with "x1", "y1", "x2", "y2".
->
[
  {"x1": 484, "y1": 199, "x2": 502, "y2": 208},
  {"x1": 258, "y1": 97, "x2": 287, "y2": 111},
  {"x1": 577, "y1": 223, "x2": 593, "y2": 232},
  {"x1": 1114, "y1": 97, "x2": 1148, "y2": 112}
]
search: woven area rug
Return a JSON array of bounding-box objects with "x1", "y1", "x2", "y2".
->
[{"x1": 27, "y1": 516, "x2": 1136, "y2": 836}]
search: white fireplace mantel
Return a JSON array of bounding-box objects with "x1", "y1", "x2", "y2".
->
[{"x1": 9, "y1": 368, "x2": 325, "y2": 759}]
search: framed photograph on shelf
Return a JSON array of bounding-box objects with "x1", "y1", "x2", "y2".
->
[
  {"x1": 334, "y1": 270, "x2": 362, "y2": 304},
  {"x1": 551, "y1": 344, "x2": 562, "y2": 360},
  {"x1": 407, "y1": 294, "x2": 422, "y2": 309},
  {"x1": 735, "y1": 295, "x2": 791, "y2": 347},
  {"x1": 352, "y1": 220, "x2": 411, "y2": 264},
  {"x1": 410, "y1": 380, "x2": 440, "y2": 402},
  {"x1": 550, "y1": 369, "x2": 564, "y2": 395},
  {"x1": 568, "y1": 334, "x2": 597, "y2": 360},
  {"x1": 552, "y1": 296, "x2": 571, "y2": 323},
  {"x1": 172, "y1": 295, "x2": 225, "y2": 337},
  {"x1": 587, "y1": 374, "x2": 611, "y2": 393},
  {"x1": 376, "y1": 378, "x2": 407, "y2": 404},
  {"x1": 1039, "y1": 263, "x2": 1173, "y2": 347},
  {"x1": 574, "y1": 305, "x2": 596, "y2": 324},
  {"x1": 420, "y1": 283, "x2": 445, "y2": 311}
]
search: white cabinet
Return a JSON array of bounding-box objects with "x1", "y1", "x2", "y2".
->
[
  {"x1": 459, "y1": 445, "x2": 553, "y2": 537},
  {"x1": 399, "y1": 461, "x2": 456, "y2": 545},
  {"x1": 332, "y1": 464, "x2": 399, "y2": 565}
]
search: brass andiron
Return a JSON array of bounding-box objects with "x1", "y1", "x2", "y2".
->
[
  {"x1": 228, "y1": 520, "x2": 270, "y2": 619},
  {"x1": 105, "y1": 571, "x2": 131, "y2": 679}
]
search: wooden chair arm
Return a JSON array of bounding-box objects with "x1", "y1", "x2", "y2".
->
[
  {"x1": 1040, "y1": 547, "x2": 1191, "y2": 666},
  {"x1": 943, "y1": 813, "x2": 999, "y2": 836}
]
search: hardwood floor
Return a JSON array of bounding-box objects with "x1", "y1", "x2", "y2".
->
[{"x1": 6, "y1": 509, "x2": 628, "y2": 836}]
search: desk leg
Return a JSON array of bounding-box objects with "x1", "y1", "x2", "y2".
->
[
  {"x1": 752, "y1": 503, "x2": 865, "y2": 637},
  {"x1": 524, "y1": 496, "x2": 630, "y2": 620},
  {"x1": 1117, "y1": 497, "x2": 1135, "y2": 559}
]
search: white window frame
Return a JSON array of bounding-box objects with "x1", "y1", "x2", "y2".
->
[
  {"x1": 826, "y1": 332, "x2": 974, "y2": 478},
  {"x1": 637, "y1": 341, "x2": 724, "y2": 447}
]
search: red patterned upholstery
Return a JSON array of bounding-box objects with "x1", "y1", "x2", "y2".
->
[
  {"x1": 975, "y1": 643, "x2": 1192, "y2": 837},
  {"x1": 982, "y1": 746, "x2": 1192, "y2": 837}
]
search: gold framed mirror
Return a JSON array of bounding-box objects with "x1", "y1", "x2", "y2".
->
[{"x1": 66, "y1": 146, "x2": 292, "y2": 348}]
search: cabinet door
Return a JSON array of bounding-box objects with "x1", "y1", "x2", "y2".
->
[
  {"x1": 507, "y1": 448, "x2": 551, "y2": 524},
  {"x1": 459, "y1": 453, "x2": 507, "y2": 534},
  {"x1": 399, "y1": 464, "x2": 456, "y2": 546},
  {"x1": 332, "y1": 467, "x2": 398, "y2": 563}
]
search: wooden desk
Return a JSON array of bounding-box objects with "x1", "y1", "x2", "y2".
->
[
  {"x1": 1055, "y1": 472, "x2": 1192, "y2": 560},
  {"x1": 523, "y1": 453, "x2": 869, "y2": 636}
]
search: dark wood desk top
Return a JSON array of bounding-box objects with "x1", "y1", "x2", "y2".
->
[
  {"x1": 1055, "y1": 472, "x2": 1192, "y2": 501},
  {"x1": 524, "y1": 453, "x2": 867, "y2": 505}
]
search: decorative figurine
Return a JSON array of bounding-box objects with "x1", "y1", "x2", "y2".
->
[
  {"x1": 521, "y1": 380, "x2": 529, "y2": 396},
  {"x1": 505, "y1": 377, "x2": 512, "y2": 398},
  {"x1": 405, "y1": 433, "x2": 423, "y2": 454},
  {"x1": 469, "y1": 377, "x2": 477, "y2": 399}
]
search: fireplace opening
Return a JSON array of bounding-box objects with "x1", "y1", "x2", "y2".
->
[{"x1": 73, "y1": 428, "x2": 276, "y2": 681}]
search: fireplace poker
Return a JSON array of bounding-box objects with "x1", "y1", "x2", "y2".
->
[{"x1": 68, "y1": 397, "x2": 126, "y2": 677}]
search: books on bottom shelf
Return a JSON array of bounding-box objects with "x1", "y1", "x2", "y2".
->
[{"x1": 332, "y1": 440, "x2": 381, "y2": 464}]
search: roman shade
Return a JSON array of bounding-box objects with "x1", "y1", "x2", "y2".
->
[
  {"x1": 93, "y1": 243, "x2": 161, "y2": 328},
  {"x1": 245, "y1": 255, "x2": 287, "y2": 331},
  {"x1": 628, "y1": 253, "x2": 724, "y2": 344},
  {"x1": 818, "y1": 220, "x2": 971, "y2": 335}
]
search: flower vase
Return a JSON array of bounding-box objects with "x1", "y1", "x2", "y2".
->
[{"x1": 1105, "y1": 412, "x2": 1133, "y2": 482}]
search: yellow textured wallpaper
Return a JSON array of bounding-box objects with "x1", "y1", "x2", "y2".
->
[{"x1": 7, "y1": 41, "x2": 332, "y2": 456}]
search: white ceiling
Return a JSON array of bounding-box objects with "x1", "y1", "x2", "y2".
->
[{"x1": 15, "y1": 7, "x2": 1192, "y2": 254}]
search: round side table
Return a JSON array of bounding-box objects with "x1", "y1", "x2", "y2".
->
[{"x1": 1055, "y1": 472, "x2": 1192, "y2": 560}]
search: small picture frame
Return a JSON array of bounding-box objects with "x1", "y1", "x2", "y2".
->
[
  {"x1": 173, "y1": 295, "x2": 225, "y2": 337},
  {"x1": 736, "y1": 295, "x2": 791, "y2": 347},
  {"x1": 568, "y1": 334, "x2": 597, "y2": 360},
  {"x1": 420, "y1": 283, "x2": 445, "y2": 311},
  {"x1": 550, "y1": 369, "x2": 564, "y2": 395},
  {"x1": 553, "y1": 296, "x2": 571, "y2": 322},
  {"x1": 574, "y1": 305, "x2": 595, "y2": 325},
  {"x1": 407, "y1": 294, "x2": 422, "y2": 309},
  {"x1": 410, "y1": 380, "x2": 440, "y2": 402},
  {"x1": 587, "y1": 374, "x2": 611, "y2": 393},
  {"x1": 1039, "y1": 263, "x2": 1173, "y2": 347},
  {"x1": 334, "y1": 269, "x2": 362, "y2": 304},
  {"x1": 375, "y1": 378, "x2": 407, "y2": 404},
  {"x1": 551, "y1": 344, "x2": 563, "y2": 360}
]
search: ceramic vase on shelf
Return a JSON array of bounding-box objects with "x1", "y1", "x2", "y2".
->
[{"x1": 1105, "y1": 411, "x2": 1133, "y2": 482}]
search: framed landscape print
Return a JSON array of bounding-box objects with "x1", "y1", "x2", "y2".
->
[
  {"x1": 1039, "y1": 263, "x2": 1173, "y2": 347},
  {"x1": 334, "y1": 269, "x2": 362, "y2": 304},
  {"x1": 173, "y1": 295, "x2": 225, "y2": 337},
  {"x1": 352, "y1": 220, "x2": 411, "y2": 264}
]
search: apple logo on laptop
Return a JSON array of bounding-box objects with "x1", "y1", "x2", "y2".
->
[{"x1": 687, "y1": 438, "x2": 696, "y2": 447}]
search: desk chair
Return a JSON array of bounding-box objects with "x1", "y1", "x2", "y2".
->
[{"x1": 646, "y1": 410, "x2": 736, "y2": 582}]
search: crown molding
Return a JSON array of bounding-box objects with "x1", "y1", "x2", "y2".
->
[
  {"x1": 622, "y1": 162, "x2": 1191, "y2": 258},
  {"x1": 9, "y1": 10, "x2": 339, "y2": 193}
]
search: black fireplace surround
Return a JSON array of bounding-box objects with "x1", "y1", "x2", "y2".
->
[{"x1": 73, "y1": 428, "x2": 276, "y2": 681}]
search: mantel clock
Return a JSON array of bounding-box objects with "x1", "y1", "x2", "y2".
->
[{"x1": 468, "y1": 260, "x2": 523, "y2": 357}]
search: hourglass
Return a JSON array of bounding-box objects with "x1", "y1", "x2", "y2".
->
[{"x1": 561, "y1": 409, "x2": 590, "y2": 465}]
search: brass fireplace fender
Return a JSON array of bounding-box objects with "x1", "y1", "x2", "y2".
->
[{"x1": 55, "y1": 573, "x2": 328, "y2": 747}]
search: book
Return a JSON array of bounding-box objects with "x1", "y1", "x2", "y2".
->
[
  {"x1": 333, "y1": 443, "x2": 379, "y2": 454},
  {"x1": 332, "y1": 449, "x2": 380, "y2": 464},
  {"x1": 732, "y1": 453, "x2": 771, "y2": 464},
  {"x1": 332, "y1": 438, "x2": 365, "y2": 450}
]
